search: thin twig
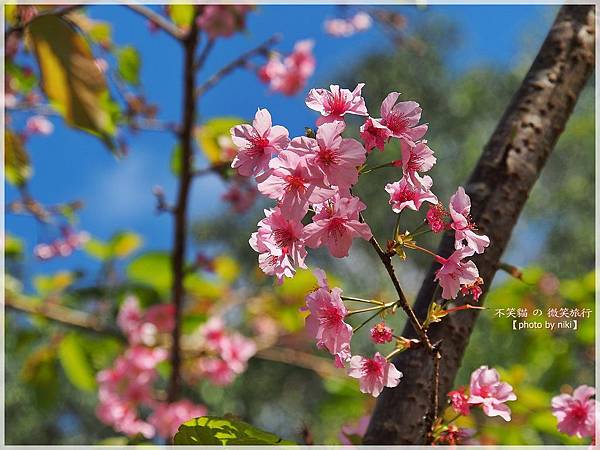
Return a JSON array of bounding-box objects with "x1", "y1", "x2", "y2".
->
[
  {"x1": 125, "y1": 4, "x2": 185, "y2": 40},
  {"x1": 196, "y1": 34, "x2": 282, "y2": 98},
  {"x1": 167, "y1": 10, "x2": 200, "y2": 403},
  {"x1": 194, "y1": 37, "x2": 215, "y2": 71},
  {"x1": 5, "y1": 4, "x2": 83, "y2": 38},
  {"x1": 254, "y1": 347, "x2": 342, "y2": 379},
  {"x1": 5, "y1": 291, "x2": 124, "y2": 341}
]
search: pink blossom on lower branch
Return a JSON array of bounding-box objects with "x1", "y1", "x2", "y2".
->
[
  {"x1": 304, "y1": 193, "x2": 372, "y2": 258},
  {"x1": 551, "y1": 385, "x2": 597, "y2": 438},
  {"x1": 149, "y1": 400, "x2": 208, "y2": 439},
  {"x1": 230, "y1": 108, "x2": 290, "y2": 177},
  {"x1": 347, "y1": 352, "x2": 403, "y2": 397},
  {"x1": 303, "y1": 273, "x2": 353, "y2": 367},
  {"x1": 385, "y1": 174, "x2": 438, "y2": 213},
  {"x1": 434, "y1": 246, "x2": 480, "y2": 300},
  {"x1": 468, "y1": 366, "x2": 516, "y2": 421},
  {"x1": 449, "y1": 187, "x2": 490, "y2": 254}
]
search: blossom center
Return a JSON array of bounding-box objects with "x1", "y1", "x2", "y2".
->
[
  {"x1": 317, "y1": 147, "x2": 339, "y2": 166},
  {"x1": 284, "y1": 175, "x2": 307, "y2": 193},
  {"x1": 362, "y1": 358, "x2": 383, "y2": 376},
  {"x1": 385, "y1": 114, "x2": 409, "y2": 134}
]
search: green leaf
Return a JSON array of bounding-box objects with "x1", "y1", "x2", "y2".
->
[
  {"x1": 5, "y1": 233, "x2": 24, "y2": 259},
  {"x1": 170, "y1": 144, "x2": 182, "y2": 176},
  {"x1": 6, "y1": 61, "x2": 37, "y2": 94},
  {"x1": 33, "y1": 271, "x2": 75, "y2": 295},
  {"x1": 27, "y1": 14, "x2": 117, "y2": 151},
  {"x1": 174, "y1": 416, "x2": 296, "y2": 445},
  {"x1": 127, "y1": 251, "x2": 172, "y2": 294},
  {"x1": 5, "y1": 130, "x2": 31, "y2": 186},
  {"x1": 195, "y1": 117, "x2": 245, "y2": 164},
  {"x1": 83, "y1": 238, "x2": 111, "y2": 261},
  {"x1": 117, "y1": 45, "x2": 141, "y2": 86},
  {"x1": 58, "y1": 333, "x2": 97, "y2": 391},
  {"x1": 168, "y1": 5, "x2": 195, "y2": 28},
  {"x1": 88, "y1": 21, "x2": 112, "y2": 46},
  {"x1": 110, "y1": 231, "x2": 142, "y2": 258}
]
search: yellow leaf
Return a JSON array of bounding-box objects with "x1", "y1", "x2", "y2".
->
[
  {"x1": 195, "y1": 117, "x2": 245, "y2": 164},
  {"x1": 27, "y1": 15, "x2": 117, "y2": 151},
  {"x1": 214, "y1": 255, "x2": 240, "y2": 283}
]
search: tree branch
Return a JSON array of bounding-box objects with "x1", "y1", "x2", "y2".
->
[
  {"x1": 196, "y1": 34, "x2": 282, "y2": 98},
  {"x1": 364, "y1": 5, "x2": 595, "y2": 444},
  {"x1": 125, "y1": 4, "x2": 185, "y2": 40},
  {"x1": 167, "y1": 10, "x2": 200, "y2": 403}
]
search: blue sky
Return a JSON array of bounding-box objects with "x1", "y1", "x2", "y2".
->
[{"x1": 6, "y1": 4, "x2": 555, "y2": 287}]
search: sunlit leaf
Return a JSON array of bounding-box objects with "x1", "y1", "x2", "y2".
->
[
  {"x1": 88, "y1": 21, "x2": 112, "y2": 46},
  {"x1": 27, "y1": 14, "x2": 117, "y2": 151},
  {"x1": 170, "y1": 144, "x2": 183, "y2": 176},
  {"x1": 33, "y1": 271, "x2": 75, "y2": 295},
  {"x1": 58, "y1": 333, "x2": 97, "y2": 391},
  {"x1": 168, "y1": 5, "x2": 195, "y2": 28},
  {"x1": 174, "y1": 416, "x2": 295, "y2": 445},
  {"x1": 213, "y1": 255, "x2": 240, "y2": 283},
  {"x1": 127, "y1": 251, "x2": 172, "y2": 294},
  {"x1": 5, "y1": 233, "x2": 24, "y2": 260},
  {"x1": 110, "y1": 231, "x2": 142, "y2": 258},
  {"x1": 117, "y1": 45, "x2": 141, "y2": 86},
  {"x1": 195, "y1": 117, "x2": 245, "y2": 164},
  {"x1": 5, "y1": 130, "x2": 31, "y2": 187},
  {"x1": 83, "y1": 238, "x2": 111, "y2": 261}
]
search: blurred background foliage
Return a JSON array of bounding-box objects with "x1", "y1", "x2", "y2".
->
[{"x1": 5, "y1": 5, "x2": 594, "y2": 446}]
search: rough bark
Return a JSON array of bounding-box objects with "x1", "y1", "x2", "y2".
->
[{"x1": 364, "y1": 5, "x2": 595, "y2": 444}]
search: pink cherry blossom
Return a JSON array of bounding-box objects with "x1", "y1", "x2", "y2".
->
[
  {"x1": 200, "y1": 317, "x2": 227, "y2": 350},
  {"x1": 426, "y1": 203, "x2": 449, "y2": 233},
  {"x1": 220, "y1": 332, "x2": 257, "y2": 374},
  {"x1": 434, "y1": 247, "x2": 480, "y2": 300},
  {"x1": 197, "y1": 358, "x2": 236, "y2": 386},
  {"x1": 117, "y1": 297, "x2": 175, "y2": 345},
  {"x1": 304, "y1": 193, "x2": 372, "y2": 258},
  {"x1": 196, "y1": 5, "x2": 251, "y2": 38},
  {"x1": 378, "y1": 92, "x2": 428, "y2": 145},
  {"x1": 324, "y1": 18, "x2": 355, "y2": 37},
  {"x1": 117, "y1": 296, "x2": 143, "y2": 338},
  {"x1": 351, "y1": 12, "x2": 372, "y2": 31},
  {"x1": 401, "y1": 140, "x2": 436, "y2": 179},
  {"x1": 347, "y1": 352, "x2": 403, "y2": 397},
  {"x1": 448, "y1": 387, "x2": 471, "y2": 416},
  {"x1": 259, "y1": 40, "x2": 315, "y2": 96},
  {"x1": 449, "y1": 187, "x2": 490, "y2": 254},
  {"x1": 360, "y1": 117, "x2": 392, "y2": 152},
  {"x1": 222, "y1": 179, "x2": 258, "y2": 213},
  {"x1": 257, "y1": 150, "x2": 335, "y2": 220},
  {"x1": 250, "y1": 207, "x2": 308, "y2": 282},
  {"x1": 370, "y1": 322, "x2": 393, "y2": 344},
  {"x1": 339, "y1": 415, "x2": 370, "y2": 445},
  {"x1": 468, "y1": 366, "x2": 517, "y2": 421},
  {"x1": 552, "y1": 385, "x2": 597, "y2": 438},
  {"x1": 385, "y1": 174, "x2": 438, "y2": 213},
  {"x1": 96, "y1": 399, "x2": 155, "y2": 438},
  {"x1": 304, "y1": 285, "x2": 353, "y2": 365},
  {"x1": 25, "y1": 115, "x2": 54, "y2": 135},
  {"x1": 305, "y1": 83, "x2": 368, "y2": 125},
  {"x1": 289, "y1": 122, "x2": 366, "y2": 189},
  {"x1": 149, "y1": 400, "x2": 208, "y2": 439},
  {"x1": 230, "y1": 108, "x2": 290, "y2": 177}
]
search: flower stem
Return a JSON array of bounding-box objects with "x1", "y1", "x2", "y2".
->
[
  {"x1": 360, "y1": 160, "x2": 396, "y2": 175},
  {"x1": 347, "y1": 302, "x2": 394, "y2": 316},
  {"x1": 341, "y1": 295, "x2": 384, "y2": 305}
]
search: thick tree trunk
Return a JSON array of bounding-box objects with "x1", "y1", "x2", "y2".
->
[{"x1": 364, "y1": 5, "x2": 595, "y2": 444}]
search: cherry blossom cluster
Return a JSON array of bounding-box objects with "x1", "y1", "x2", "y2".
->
[
  {"x1": 324, "y1": 12, "x2": 372, "y2": 38},
  {"x1": 551, "y1": 384, "x2": 596, "y2": 442},
  {"x1": 258, "y1": 40, "x2": 316, "y2": 96},
  {"x1": 97, "y1": 297, "x2": 255, "y2": 439},
  {"x1": 34, "y1": 227, "x2": 89, "y2": 260},
  {"x1": 196, "y1": 5, "x2": 252, "y2": 39},
  {"x1": 228, "y1": 82, "x2": 491, "y2": 398}
]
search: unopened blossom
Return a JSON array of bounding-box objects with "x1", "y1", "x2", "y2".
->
[
  {"x1": 401, "y1": 140, "x2": 436, "y2": 179},
  {"x1": 196, "y1": 5, "x2": 251, "y2": 38},
  {"x1": 468, "y1": 366, "x2": 517, "y2": 421},
  {"x1": 338, "y1": 415, "x2": 370, "y2": 445},
  {"x1": 351, "y1": 12, "x2": 372, "y2": 31},
  {"x1": 257, "y1": 150, "x2": 335, "y2": 220},
  {"x1": 385, "y1": 174, "x2": 438, "y2": 213},
  {"x1": 289, "y1": 121, "x2": 366, "y2": 189},
  {"x1": 305, "y1": 83, "x2": 368, "y2": 125},
  {"x1": 33, "y1": 228, "x2": 89, "y2": 260},
  {"x1": 231, "y1": 108, "x2": 290, "y2": 177},
  {"x1": 304, "y1": 193, "x2": 372, "y2": 258},
  {"x1": 304, "y1": 285, "x2": 353, "y2": 366},
  {"x1": 434, "y1": 246, "x2": 480, "y2": 300},
  {"x1": 347, "y1": 352, "x2": 403, "y2": 397},
  {"x1": 259, "y1": 40, "x2": 315, "y2": 96},
  {"x1": 370, "y1": 322, "x2": 393, "y2": 344},
  {"x1": 552, "y1": 385, "x2": 597, "y2": 438},
  {"x1": 460, "y1": 277, "x2": 484, "y2": 302},
  {"x1": 324, "y1": 12, "x2": 372, "y2": 38},
  {"x1": 149, "y1": 400, "x2": 208, "y2": 439},
  {"x1": 426, "y1": 203, "x2": 449, "y2": 233},
  {"x1": 250, "y1": 207, "x2": 308, "y2": 281},
  {"x1": 360, "y1": 117, "x2": 392, "y2": 152},
  {"x1": 449, "y1": 187, "x2": 490, "y2": 254},
  {"x1": 448, "y1": 386, "x2": 471, "y2": 415},
  {"x1": 378, "y1": 92, "x2": 428, "y2": 145},
  {"x1": 26, "y1": 115, "x2": 54, "y2": 135}
]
